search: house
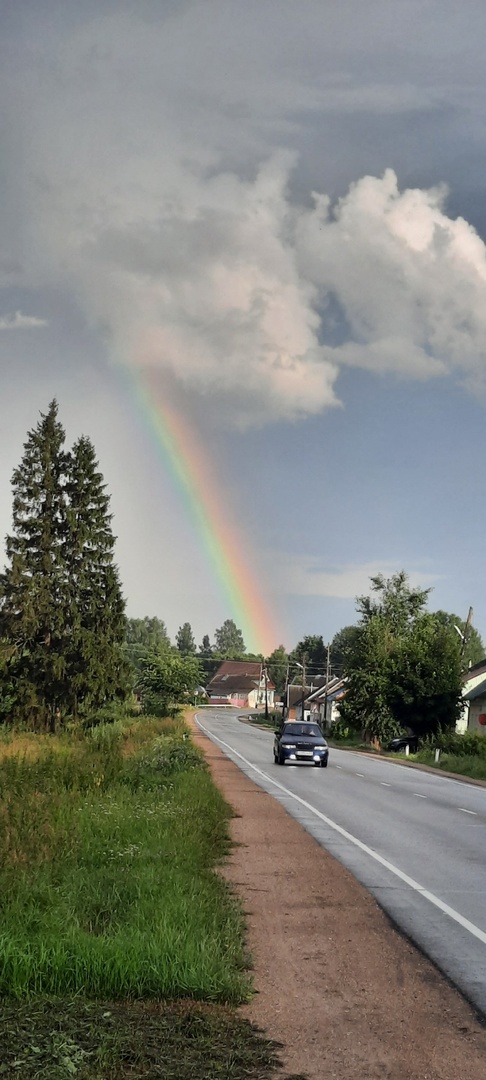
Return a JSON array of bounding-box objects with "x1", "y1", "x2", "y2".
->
[
  {"x1": 282, "y1": 684, "x2": 312, "y2": 721},
  {"x1": 206, "y1": 660, "x2": 275, "y2": 709},
  {"x1": 282, "y1": 678, "x2": 328, "y2": 721},
  {"x1": 307, "y1": 677, "x2": 347, "y2": 729},
  {"x1": 462, "y1": 658, "x2": 486, "y2": 733}
]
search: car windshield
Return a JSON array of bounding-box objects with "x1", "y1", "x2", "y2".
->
[{"x1": 282, "y1": 725, "x2": 323, "y2": 738}]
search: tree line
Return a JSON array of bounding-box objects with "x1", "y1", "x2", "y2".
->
[{"x1": 1, "y1": 404, "x2": 483, "y2": 737}]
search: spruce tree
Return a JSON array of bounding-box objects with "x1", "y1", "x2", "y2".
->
[
  {"x1": 176, "y1": 622, "x2": 196, "y2": 655},
  {"x1": 0, "y1": 401, "x2": 68, "y2": 729},
  {"x1": 64, "y1": 435, "x2": 129, "y2": 716}
]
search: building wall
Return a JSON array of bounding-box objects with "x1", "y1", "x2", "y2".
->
[{"x1": 467, "y1": 694, "x2": 486, "y2": 733}]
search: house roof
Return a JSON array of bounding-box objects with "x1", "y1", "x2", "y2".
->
[
  {"x1": 285, "y1": 685, "x2": 313, "y2": 707},
  {"x1": 465, "y1": 657, "x2": 486, "y2": 679},
  {"x1": 207, "y1": 659, "x2": 275, "y2": 694},
  {"x1": 208, "y1": 674, "x2": 260, "y2": 694},
  {"x1": 463, "y1": 676, "x2": 486, "y2": 702},
  {"x1": 210, "y1": 660, "x2": 262, "y2": 679},
  {"x1": 307, "y1": 677, "x2": 345, "y2": 703}
]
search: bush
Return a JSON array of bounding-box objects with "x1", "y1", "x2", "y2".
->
[{"x1": 430, "y1": 730, "x2": 486, "y2": 758}]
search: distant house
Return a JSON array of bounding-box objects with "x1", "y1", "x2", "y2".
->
[
  {"x1": 206, "y1": 660, "x2": 275, "y2": 709},
  {"x1": 462, "y1": 658, "x2": 486, "y2": 734},
  {"x1": 307, "y1": 677, "x2": 347, "y2": 729},
  {"x1": 282, "y1": 684, "x2": 312, "y2": 721}
]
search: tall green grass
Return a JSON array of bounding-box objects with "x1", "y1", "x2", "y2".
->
[
  {"x1": 0, "y1": 720, "x2": 249, "y2": 1002},
  {"x1": 413, "y1": 749, "x2": 486, "y2": 781}
]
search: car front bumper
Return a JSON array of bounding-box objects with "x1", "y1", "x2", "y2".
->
[{"x1": 281, "y1": 749, "x2": 329, "y2": 764}]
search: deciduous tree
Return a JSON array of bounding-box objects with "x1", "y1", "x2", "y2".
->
[
  {"x1": 139, "y1": 651, "x2": 201, "y2": 716},
  {"x1": 214, "y1": 619, "x2": 246, "y2": 657},
  {"x1": 340, "y1": 571, "x2": 462, "y2": 743},
  {"x1": 266, "y1": 644, "x2": 288, "y2": 694}
]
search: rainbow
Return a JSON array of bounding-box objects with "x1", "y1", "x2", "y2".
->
[{"x1": 127, "y1": 368, "x2": 280, "y2": 655}]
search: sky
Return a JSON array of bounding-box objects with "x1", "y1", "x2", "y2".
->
[{"x1": 1, "y1": 0, "x2": 486, "y2": 654}]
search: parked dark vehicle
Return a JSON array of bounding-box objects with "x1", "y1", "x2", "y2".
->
[
  {"x1": 274, "y1": 722, "x2": 329, "y2": 767},
  {"x1": 388, "y1": 734, "x2": 419, "y2": 752}
]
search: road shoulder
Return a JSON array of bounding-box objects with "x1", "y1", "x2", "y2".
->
[{"x1": 191, "y1": 715, "x2": 486, "y2": 1080}]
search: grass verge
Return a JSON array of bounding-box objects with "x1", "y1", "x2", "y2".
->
[
  {"x1": 405, "y1": 749, "x2": 486, "y2": 781},
  {"x1": 0, "y1": 718, "x2": 248, "y2": 1001},
  {"x1": 0, "y1": 716, "x2": 297, "y2": 1078}
]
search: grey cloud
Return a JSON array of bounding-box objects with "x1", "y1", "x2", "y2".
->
[
  {"x1": 0, "y1": 311, "x2": 48, "y2": 330},
  {"x1": 3, "y1": 3, "x2": 486, "y2": 425}
]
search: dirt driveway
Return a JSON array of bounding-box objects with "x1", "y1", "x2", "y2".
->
[{"x1": 191, "y1": 717, "x2": 486, "y2": 1080}]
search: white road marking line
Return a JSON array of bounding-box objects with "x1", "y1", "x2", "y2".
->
[
  {"x1": 414, "y1": 793, "x2": 427, "y2": 798},
  {"x1": 348, "y1": 751, "x2": 476, "y2": 788},
  {"x1": 458, "y1": 808, "x2": 477, "y2": 815},
  {"x1": 196, "y1": 716, "x2": 486, "y2": 949},
  {"x1": 381, "y1": 782, "x2": 391, "y2": 787},
  {"x1": 335, "y1": 765, "x2": 342, "y2": 769},
  {"x1": 356, "y1": 772, "x2": 365, "y2": 777}
]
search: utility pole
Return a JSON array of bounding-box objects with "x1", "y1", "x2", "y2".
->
[
  {"x1": 264, "y1": 665, "x2": 269, "y2": 723},
  {"x1": 461, "y1": 607, "x2": 473, "y2": 661},
  {"x1": 283, "y1": 663, "x2": 290, "y2": 722},
  {"x1": 300, "y1": 653, "x2": 307, "y2": 722},
  {"x1": 323, "y1": 642, "x2": 330, "y2": 728}
]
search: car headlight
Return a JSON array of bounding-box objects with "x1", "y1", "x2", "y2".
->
[
  {"x1": 315, "y1": 745, "x2": 327, "y2": 750},
  {"x1": 283, "y1": 743, "x2": 296, "y2": 749}
]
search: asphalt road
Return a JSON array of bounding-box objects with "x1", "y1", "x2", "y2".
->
[{"x1": 196, "y1": 709, "x2": 486, "y2": 1017}]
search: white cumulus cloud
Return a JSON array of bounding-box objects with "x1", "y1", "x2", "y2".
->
[
  {"x1": 295, "y1": 168, "x2": 486, "y2": 391},
  {"x1": 271, "y1": 555, "x2": 439, "y2": 599}
]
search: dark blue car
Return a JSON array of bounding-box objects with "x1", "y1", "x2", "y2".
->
[{"x1": 274, "y1": 722, "x2": 329, "y2": 767}]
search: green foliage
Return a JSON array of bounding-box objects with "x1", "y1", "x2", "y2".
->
[
  {"x1": 176, "y1": 621, "x2": 197, "y2": 655},
  {"x1": 0, "y1": 401, "x2": 69, "y2": 729},
  {"x1": 0, "y1": 404, "x2": 128, "y2": 728},
  {"x1": 139, "y1": 651, "x2": 202, "y2": 716},
  {"x1": 427, "y1": 729, "x2": 486, "y2": 757},
  {"x1": 0, "y1": 720, "x2": 250, "y2": 1003},
  {"x1": 199, "y1": 633, "x2": 212, "y2": 656},
  {"x1": 214, "y1": 619, "x2": 246, "y2": 656},
  {"x1": 329, "y1": 625, "x2": 359, "y2": 676},
  {"x1": 341, "y1": 571, "x2": 463, "y2": 743},
  {"x1": 290, "y1": 634, "x2": 326, "y2": 673},
  {"x1": 357, "y1": 570, "x2": 430, "y2": 629},
  {"x1": 64, "y1": 434, "x2": 130, "y2": 717},
  {"x1": 265, "y1": 644, "x2": 288, "y2": 694},
  {"x1": 433, "y1": 610, "x2": 485, "y2": 670},
  {"x1": 413, "y1": 748, "x2": 486, "y2": 781},
  {"x1": 126, "y1": 616, "x2": 170, "y2": 650}
]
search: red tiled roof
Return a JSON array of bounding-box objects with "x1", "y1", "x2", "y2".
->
[{"x1": 207, "y1": 659, "x2": 275, "y2": 692}]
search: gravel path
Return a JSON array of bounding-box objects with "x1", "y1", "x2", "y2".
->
[{"x1": 191, "y1": 717, "x2": 486, "y2": 1080}]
